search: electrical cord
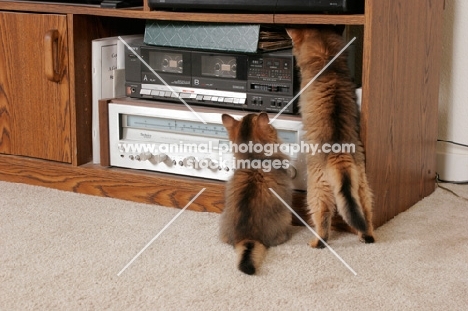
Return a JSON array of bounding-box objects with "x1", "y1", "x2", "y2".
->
[
  {"x1": 437, "y1": 139, "x2": 468, "y2": 148},
  {"x1": 436, "y1": 175, "x2": 468, "y2": 202}
]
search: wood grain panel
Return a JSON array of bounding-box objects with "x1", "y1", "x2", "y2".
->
[
  {"x1": 0, "y1": 43, "x2": 12, "y2": 154},
  {"x1": 0, "y1": 155, "x2": 225, "y2": 212},
  {"x1": 0, "y1": 155, "x2": 312, "y2": 218},
  {"x1": 98, "y1": 99, "x2": 110, "y2": 167},
  {"x1": 0, "y1": 12, "x2": 71, "y2": 163},
  {"x1": 361, "y1": 0, "x2": 444, "y2": 227}
]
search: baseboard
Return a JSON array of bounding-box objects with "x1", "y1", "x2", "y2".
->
[{"x1": 436, "y1": 141, "x2": 468, "y2": 182}]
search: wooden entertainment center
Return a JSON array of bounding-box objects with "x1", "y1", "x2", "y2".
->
[{"x1": 0, "y1": 0, "x2": 445, "y2": 228}]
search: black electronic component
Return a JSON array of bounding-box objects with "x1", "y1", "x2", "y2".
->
[
  {"x1": 147, "y1": 0, "x2": 363, "y2": 14},
  {"x1": 124, "y1": 39, "x2": 299, "y2": 114}
]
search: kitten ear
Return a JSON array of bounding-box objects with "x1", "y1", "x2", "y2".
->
[
  {"x1": 221, "y1": 114, "x2": 237, "y2": 129},
  {"x1": 286, "y1": 28, "x2": 303, "y2": 45},
  {"x1": 257, "y1": 113, "x2": 270, "y2": 129},
  {"x1": 285, "y1": 28, "x2": 295, "y2": 39}
]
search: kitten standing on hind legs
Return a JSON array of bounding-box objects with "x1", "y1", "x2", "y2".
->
[
  {"x1": 219, "y1": 112, "x2": 293, "y2": 275},
  {"x1": 287, "y1": 26, "x2": 375, "y2": 248}
]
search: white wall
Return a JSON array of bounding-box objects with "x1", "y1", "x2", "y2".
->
[{"x1": 437, "y1": 0, "x2": 468, "y2": 182}]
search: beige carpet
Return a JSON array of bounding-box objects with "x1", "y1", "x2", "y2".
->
[{"x1": 1, "y1": 180, "x2": 467, "y2": 310}]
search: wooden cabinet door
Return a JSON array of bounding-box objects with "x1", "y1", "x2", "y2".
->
[{"x1": 0, "y1": 12, "x2": 71, "y2": 163}]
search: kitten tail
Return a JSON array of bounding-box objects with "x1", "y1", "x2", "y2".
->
[
  {"x1": 235, "y1": 240, "x2": 267, "y2": 275},
  {"x1": 329, "y1": 159, "x2": 368, "y2": 233}
]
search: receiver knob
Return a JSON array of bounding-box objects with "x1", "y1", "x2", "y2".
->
[
  {"x1": 154, "y1": 153, "x2": 167, "y2": 163},
  {"x1": 183, "y1": 156, "x2": 197, "y2": 168},
  {"x1": 198, "y1": 158, "x2": 212, "y2": 167},
  {"x1": 136, "y1": 152, "x2": 153, "y2": 161},
  {"x1": 287, "y1": 165, "x2": 297, "y2": 179}
]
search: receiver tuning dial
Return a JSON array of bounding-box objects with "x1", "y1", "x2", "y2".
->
[{"x1": 136, "y1": 152, "x2": 153, "y2": 161}]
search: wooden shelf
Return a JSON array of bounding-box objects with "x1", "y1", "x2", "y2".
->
[
  {"x1": 0, "y1": 155, "x2": 310, "y2": 218},
  {"x1": 0, "y1": 1, "x2": 364, "y2": 24},
  {"x1": 0, "y1": 154, "x2": 225, "y2": 211}
]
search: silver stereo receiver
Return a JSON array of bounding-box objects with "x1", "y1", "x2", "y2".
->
[{"x1": 107, "y1": 99, "x2": 307, "y2": 191}]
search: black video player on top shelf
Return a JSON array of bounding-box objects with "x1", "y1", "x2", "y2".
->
[
  {"x1": 21, "y1": 0, "x2": 102, "y2": 3},
  {"x1": 21, "y1": 0, "x2": 143, "y2": 8},
  {"x1": 148, "y1": 0, "x2": 364, "y2": 14}
]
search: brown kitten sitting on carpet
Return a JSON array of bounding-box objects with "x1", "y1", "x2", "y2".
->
[
  {"x1": 219, "y1": 113, "x2": 293, "y2": 275},
  {"x1": 287, "y1": 26, "x2": 375, "y2": 248}
]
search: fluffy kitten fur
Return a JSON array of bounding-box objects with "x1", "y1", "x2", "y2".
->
[
  {"x1": 219, "y1": 113, "x2": 293, "y2": 275},
  {"x1": 288, "y1": 26, "x2": 375, "y2": 247}
]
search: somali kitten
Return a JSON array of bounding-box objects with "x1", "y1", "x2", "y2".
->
[
  {"x1": 219, "y1": 112, "x2": 293, "y2": 275},
  {"x1": 287, "y1": 26, "x2": 375, "y2": 248}
]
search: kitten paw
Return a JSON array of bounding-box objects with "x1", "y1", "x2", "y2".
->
[
  {"x1": 309, "y1": 239, "x2": 327, "y2": 249},
  {"x1": 360, "y1": 235, "x2": 375, "y2": 244}
]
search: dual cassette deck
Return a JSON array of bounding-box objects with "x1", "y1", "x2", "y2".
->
[{"x1": 124, "y1": 38, "x2": 299, "y2": 114}]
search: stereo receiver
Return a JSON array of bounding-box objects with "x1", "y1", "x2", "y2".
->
[
  {"x1": 124, "y1": 39, "x2": 299, "y2": 114},
  {"x1": 107, "y1": 99, "x2": 307, "y2": 191}
]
